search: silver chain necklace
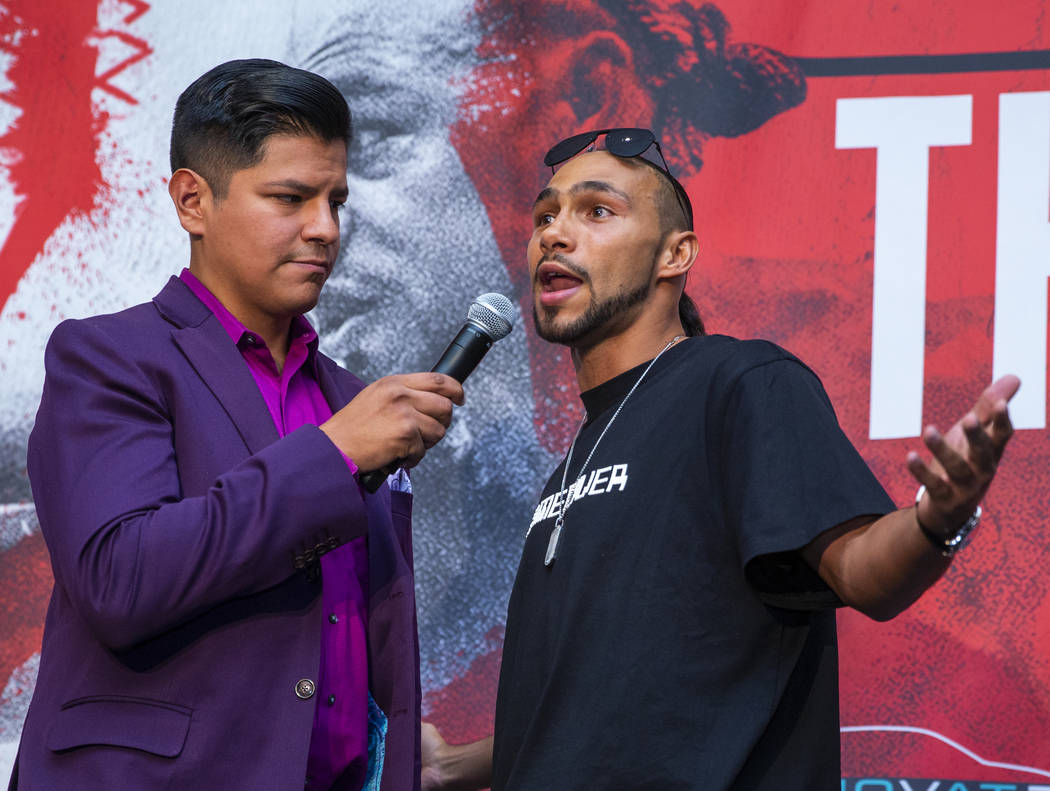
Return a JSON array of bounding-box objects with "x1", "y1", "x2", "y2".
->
[{"x1": 544, "y1": 335, "x2": 685, "y2": 566}]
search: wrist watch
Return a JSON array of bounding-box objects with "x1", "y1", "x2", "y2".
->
[{"x1": 914, "y1": 485, "x2": 982, "y2": 557}]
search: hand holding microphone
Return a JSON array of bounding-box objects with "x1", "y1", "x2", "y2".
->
[
  {"x1": 319, "y1": 372, "x2": 464, "y2": 474},
  {"x1": 320, "y1": 294, "x2": 515, "y2": 493}
]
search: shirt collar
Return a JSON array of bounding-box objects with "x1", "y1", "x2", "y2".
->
[{"x1": 179, "y1": 268, "x2": 319, "y2": 351}]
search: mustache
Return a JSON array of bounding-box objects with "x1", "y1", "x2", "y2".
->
[
  {"x1": 285, "y1": 247, "x2": 336, "y2": 268},
  {"x1": 536, "y1": 253, "x2": 588, "y2": 282}
]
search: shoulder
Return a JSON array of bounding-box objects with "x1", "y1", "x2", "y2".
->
[
  {"x1": 669, "y1": 335, "x2": 836, "y2": 428},
  {"x1": 40, "y1": 295, "x2": 193, "y2": 410},
  {"x1": 46, "y1": 273, "x2": 217, "y2": 361},
  {"x1": 680, "y1": 334, "x2": 814, "y2": 386},
  {"x1": 46, "y1": 301, "x2": 166, "y2": 358}
]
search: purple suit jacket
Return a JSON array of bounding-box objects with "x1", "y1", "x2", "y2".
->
[{"x1": 11, "y1": 277, "x2": 421, "y2": 791}]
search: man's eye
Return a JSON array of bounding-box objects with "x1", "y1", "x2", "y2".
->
[
  {"x1": 331, "y1": 199, "x2": 347, "y2": 210},
  {"x1": 275, "y1": 194, "x2": 302, "y2": 204},
  {"x1": 535, "y1": 212, "x2": 555, "y2": 226},
  {"x1": 591, "y1": 206, "x2": 611, "y2": 218}
]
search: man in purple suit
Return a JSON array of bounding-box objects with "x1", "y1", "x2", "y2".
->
[{"x1": 9, "y1": 59, "x2": 461, "y2": 790}]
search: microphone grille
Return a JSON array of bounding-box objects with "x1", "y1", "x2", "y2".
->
[{"x1": 467, "y1": 293, "x2": 515, "y2": 341}]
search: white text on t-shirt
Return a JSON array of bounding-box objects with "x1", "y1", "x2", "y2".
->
[{"x1": 527, "y1": 463, "x2": 629, "y2": 532}]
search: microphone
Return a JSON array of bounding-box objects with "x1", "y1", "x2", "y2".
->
[{"x1": 359, "y1": 293, "x2": 516, "y2": 493}]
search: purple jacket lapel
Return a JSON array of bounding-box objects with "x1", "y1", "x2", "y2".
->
[
  {"x1": 314, "y1": 354, "x2": 363, "y2": 414},
  {"x1": 153, "y1": 276, "x2": 279, "y2": 455}
]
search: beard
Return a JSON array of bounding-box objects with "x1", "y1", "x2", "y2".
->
[{"x1": 533, "y1": 276, "x2": 652, "y2": 346}]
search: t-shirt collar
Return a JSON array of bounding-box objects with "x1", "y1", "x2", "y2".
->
[{"x1": 578, "y1": 338, "x2": 693, "y2": 421}]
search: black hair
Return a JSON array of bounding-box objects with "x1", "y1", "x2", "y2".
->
[
  {"x1": 625, "y1": 156, "x2": 693, "y2": 235},
  {"x1": 170, "y1": 58, "x2": 352, "y2": 198},
  {"x1": 678, "y1": 291, "x2": 705, "y2": 337},
  {"x1": 624, "y1": 157, "x2": 706, "y2": 337}
]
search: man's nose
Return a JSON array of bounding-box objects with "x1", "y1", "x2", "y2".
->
[
  {"x1": 303, "y1": 199, "x2": 340, "y2": 245},
  {"x1": 538, "y1": 215, "x2": 572, "y2": 253}
]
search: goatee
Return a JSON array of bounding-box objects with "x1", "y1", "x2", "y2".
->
[{"x1": 533, "y1": 279, "x2": 651, "y2": 345}]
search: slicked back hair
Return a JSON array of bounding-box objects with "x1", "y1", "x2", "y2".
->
[{"x1": 170, "y1": 58, "x2": 352, "y2": 199}]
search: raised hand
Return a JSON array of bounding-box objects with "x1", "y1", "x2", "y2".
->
[{"x1": 907, "y1": 375, "x2": 1020, "y2": 536}]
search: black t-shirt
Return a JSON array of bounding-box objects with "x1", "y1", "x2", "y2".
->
[{"x1": 492, "y1": 335, "x2": 895, "y2": 790}]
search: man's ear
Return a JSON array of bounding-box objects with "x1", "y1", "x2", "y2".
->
[
  {"x1": 656, "y1": 230, "x2": 700, "y2": 282},
  {"x1": 168, "y1": 168, "x2": 212, "y2": 237},
  {"x1": 557, "y1": 31, "x2": 655, "y2": 129}
]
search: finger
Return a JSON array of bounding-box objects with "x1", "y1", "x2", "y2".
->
[
  {"x1": 399, "y1": 436, "x2": 427, "y2": 469},
  {"x1": 988, "y1": 398, "x2": 1014, "y2": 446},
  {"x1": 416, "y1": 414, "x2": 448, "y2": 450},
  {"x1": 405, "y1": 390, "x2": 456, "y2": 427},
  {"x1": 973, "y1": 374, "x2": 1021, "y2": 423},
  {"x1": 398, "y1": 372, "x2": 465, "y2": 404},
  {"x1": 906, "y1": 451, "x2": 951, "y2": 498},
  {"x1": 961, "y1": 413, "x2": 998, "y2": 473},
  {"x1": 923, "y1": 426, "x2": 976, "y2": 487}
]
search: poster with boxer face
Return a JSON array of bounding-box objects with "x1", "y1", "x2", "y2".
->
[{"x1": 1, "y1": 1, "x2": 1047, "y2": 785}]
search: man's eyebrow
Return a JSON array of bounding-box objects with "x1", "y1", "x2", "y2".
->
[
  {"x1": 262, "y1": 179, "x2": 315, "y2": 192},
  {"x1": 569, "y1": 180, "x2": 632, "y2": 205},
  {"x1": 533, "y1": 187, "x2": 558, "y2": 208},
  {"x1": 532, "y1": 180, "x2": 632, "y2": 209},
  {"x1": 262, "y1": 179, "x2": 349, "y2": 198}
]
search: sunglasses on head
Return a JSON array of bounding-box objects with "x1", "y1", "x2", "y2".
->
[{"x1": 543, "y1": 128, "x2": 693, "y2": 230}]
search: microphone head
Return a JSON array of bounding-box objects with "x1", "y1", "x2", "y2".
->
[{"x1": 467, "y1": 293, "x2": 515, "y2": 341}]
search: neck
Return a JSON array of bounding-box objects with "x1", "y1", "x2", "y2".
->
[
  {"x1": 571, "y1": 315, "x2": 686, "y2": 392},
  {"x1": 188, "y1": 260, "x2": 294, "y2": 371},
  {"x1": 257, "y1": 323, "x2": 293, "y2": 373}
]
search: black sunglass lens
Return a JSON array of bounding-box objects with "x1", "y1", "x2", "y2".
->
[
  {"x1": 544, "y1": 131, "x2": 600, "y2": 167},
  {"x1": 604, "y1": 128, "x2": 654, "y2": 158}
]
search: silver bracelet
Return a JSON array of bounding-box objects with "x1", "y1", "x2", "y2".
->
[{"x1": 914, "y1": 485, "x2": 982, "y2": 558}]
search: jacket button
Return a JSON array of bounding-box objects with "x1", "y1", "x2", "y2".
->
[{"x1": 295, "y1": 678, "x2": 316, "y2": 699}]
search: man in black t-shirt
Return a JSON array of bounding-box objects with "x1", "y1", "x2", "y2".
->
[{"x1": 421, "y1": 129, "x2": 1019, "y2": 790}]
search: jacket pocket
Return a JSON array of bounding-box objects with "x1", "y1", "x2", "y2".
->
[
  {"x1": 47, "y1": 695, "x2": 192, "y2": 758},
  {"x1": 390, "y1": 490, "x2": 413, "y2": 561}
]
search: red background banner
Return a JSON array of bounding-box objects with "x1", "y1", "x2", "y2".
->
[{"x1": 0, "y1": 0, "x2": 1047, "y2": 783}]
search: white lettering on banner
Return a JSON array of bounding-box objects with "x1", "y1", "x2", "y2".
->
[
  {"x1": 527, "y1": 463, "x2": 631, "y2": 533},
  {"x1": 994, "y1": 91, "x2": 1050, "y2": 430},
  {"x1": 836, "y1": 95, "x2": 973, "y2": 440}
]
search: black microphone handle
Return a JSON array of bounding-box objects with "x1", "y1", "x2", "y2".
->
[
  {"x1": 430, "y1": 322, "x2": 494, "y2": 382},
  {"x1": 359, "y1": 322, "x2": 495, "y2": 493}
]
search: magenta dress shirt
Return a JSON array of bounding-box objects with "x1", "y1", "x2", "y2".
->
[{"x1": 180, "y1": 270, "x2": 371, "y2": 791}]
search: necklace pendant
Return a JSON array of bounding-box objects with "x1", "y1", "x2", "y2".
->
[{"x1": 544, "y1": 521, "x2": 563, "y2": 566}]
